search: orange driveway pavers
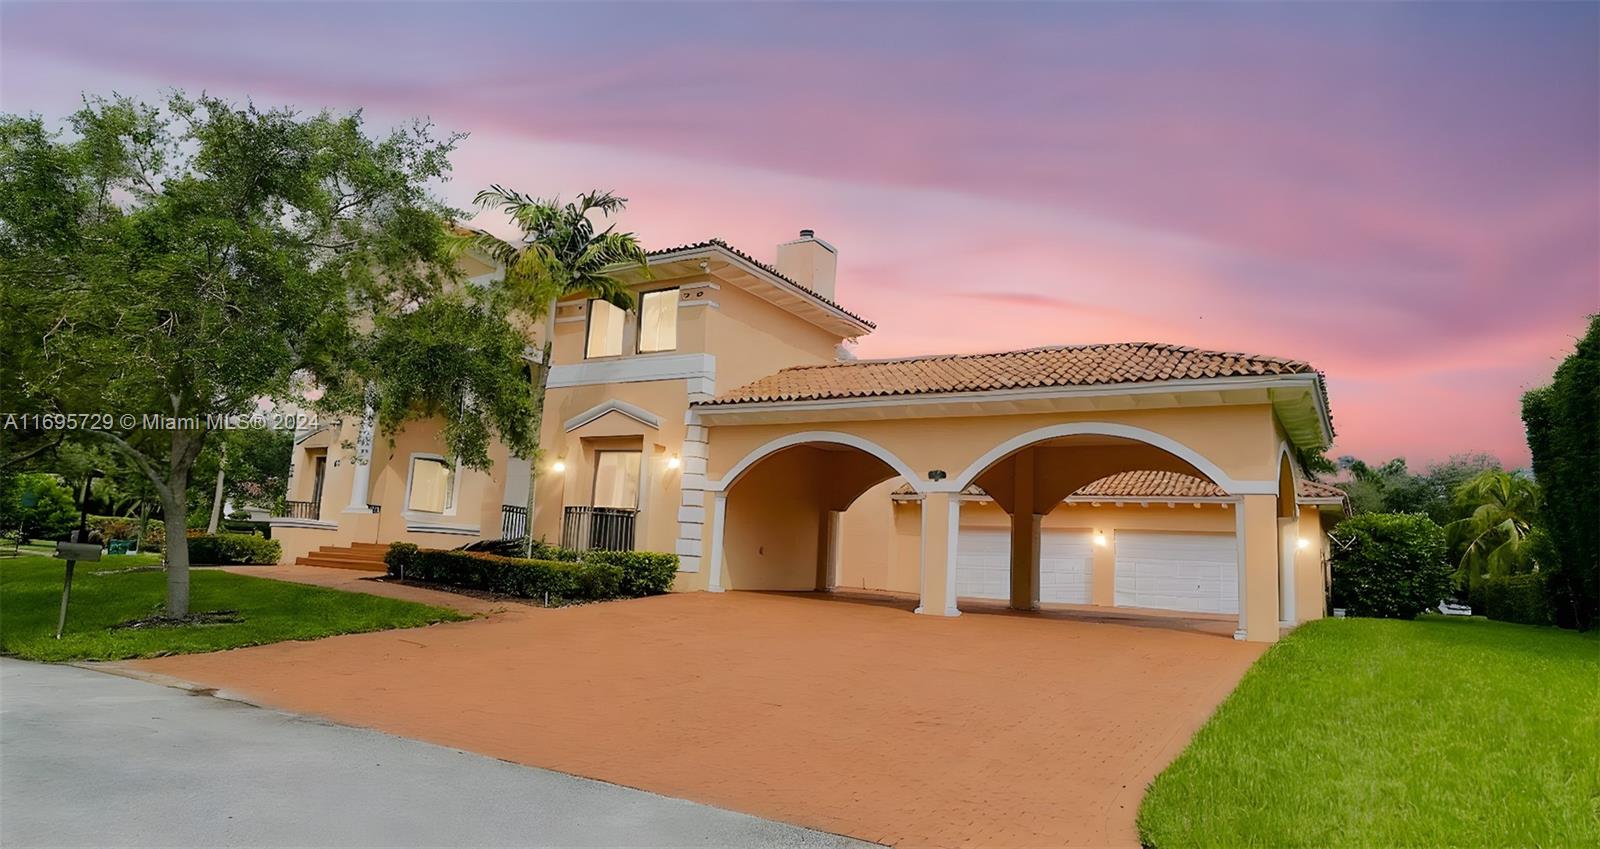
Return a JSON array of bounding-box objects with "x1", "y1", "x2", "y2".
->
[{"x1": 126, "y1": 588, "x2": 1263, "y2": 848}]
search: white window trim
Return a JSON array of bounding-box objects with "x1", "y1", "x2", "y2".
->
[{"x1": 403, "y1": 453, "x2": 462, "y2": 519}]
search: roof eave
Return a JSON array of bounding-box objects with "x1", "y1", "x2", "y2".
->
[{"x1": 622, "y1": 243, "x2": 875, "y2": 338}]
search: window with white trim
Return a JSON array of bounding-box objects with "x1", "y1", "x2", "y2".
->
[
  {"x1": 637, "y1": 288, "x2": 678, "y2": 353},
  {"x1": 592, "y1": 450, "x2": 642, "y2": 509},
  {"x1": 407, "y1": 456, "x2": 455, "y2": 513},
  {"x1": 585, "y1": 299, "x2": 625, "y2": 358}
]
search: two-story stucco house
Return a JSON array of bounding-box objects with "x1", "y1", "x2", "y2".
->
[{"x1": 271, "y1": 230, "x2": 1343, "y2": 643}]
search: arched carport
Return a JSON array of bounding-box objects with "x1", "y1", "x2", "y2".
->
[
  {"x1": 689, "y1": 344, "x2": 1333, "y2": 643},
  {"x1": 705, "y1": 432, "x2": 918, "y2": 593}
]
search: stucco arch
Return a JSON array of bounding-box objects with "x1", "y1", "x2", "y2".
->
[
  {"x1": 1275, "y1": 442, "x2": 1301, "y2": 518},
  {"x1": 708, "y1": 431, "x2": 923, "y2": 494},
  {"x1": 947, "y1": 421, "x2": 1245, "y2": 495}
]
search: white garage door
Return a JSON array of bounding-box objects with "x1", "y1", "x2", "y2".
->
[
  {"x1": 956, "y1": 527, "x2": 1093, "y2": 604},
  {"x1": 1114, "y1": 531, "x2": 1238, "y2": 614}
]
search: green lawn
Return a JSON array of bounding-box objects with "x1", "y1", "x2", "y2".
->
[
  {"x1": 1, "y1": 554, "x2": 467, "y2": 662},
  {"x1": 1138, "y1": 616, "x2": 1599, "y2": 848}
]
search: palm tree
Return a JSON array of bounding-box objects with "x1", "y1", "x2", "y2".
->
[
  {"x1": 460, "y1": 187, "x2": 649, "y2": 554},
  {"x1": 1446, "y1": 470, "x2": 1542, "y2": 596}
]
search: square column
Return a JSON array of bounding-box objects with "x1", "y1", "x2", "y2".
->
[
  {"x1": 1009, "y1": 448, "x2": 1040, "y2": 611},
  {"x1": 1009, "y1": 512, "x2": 1041, "y2": 610},
  {"x1": 1240, "y1": 494, "x2": 1282, "y2": 642},
  {"x1": 916, "y1": 491, "x2": 961, "y2": 617}
]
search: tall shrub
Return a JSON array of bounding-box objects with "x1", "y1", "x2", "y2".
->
[
  {"x1": 1521, "y1": 315, "x2": 1599, "y2": 630},
  {"x1": 1330, "y1": 513, "x2": 1451, "y2": 619}
]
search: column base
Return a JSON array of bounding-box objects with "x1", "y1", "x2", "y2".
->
[
  {"x1": 706, "y1": 586, "x2": 725, "y2": 594},
  {"x1": 914, "y1": 606, "x2": 962, "y2": 617},
  {"x1": 1233, "y1": 628, "x2": 1248, "y2": 641}
]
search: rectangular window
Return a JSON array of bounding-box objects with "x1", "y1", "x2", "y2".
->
[
  {"x1": 592, "y1": 450, "x2": 642, "y2": 509},
  {"x1": 407, "y1": 456, "x2": 455, "y2": 513},
  {"x1": 637, "y1": 288, "x2": 679, "y2": 353},
  {"x1": 585, "y1": 299, "x2": 625, "y2": 358}
]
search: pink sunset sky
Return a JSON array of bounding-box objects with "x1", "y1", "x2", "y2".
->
[{"x1": 4, "y1": 2, "x2": 1596, "y2": 468}]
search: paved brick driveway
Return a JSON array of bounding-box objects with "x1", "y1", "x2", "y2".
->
[{"x1": 126, "y1": 575, "x2": 1263, "y2": 848}]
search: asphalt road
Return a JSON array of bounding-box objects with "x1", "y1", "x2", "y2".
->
[{"x1": 0, "y1": 659, "x2": 871, "y2": 848}]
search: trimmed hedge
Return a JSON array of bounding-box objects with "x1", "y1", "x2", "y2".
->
[
  {"x1": 1484, "y1": 573, "x2": 1554, "y2": 626},
  {"x1": 1330, "y1": 513, "x2": 1452, "y2": 620},
  {"x1": 387, "y1": 543, "x2": 678, "y2": 603},
  {"x1": 578, "y1": 549, "x2": 678, "y2": 596},
  {"x1": 385, "y1": 547, "x2": 620, "y2": 603},
  {"x1": 187, "y1": 532, "x2": 282, "y2": 565}
]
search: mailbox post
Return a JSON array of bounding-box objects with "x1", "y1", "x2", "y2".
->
[{"x1": 54, "y1": 469, "x2": 104, "y2": 639}]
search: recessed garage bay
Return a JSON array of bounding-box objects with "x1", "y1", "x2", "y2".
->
[{"x1": 1113, "y1": 531, "x2": 1238, "y2": 614}]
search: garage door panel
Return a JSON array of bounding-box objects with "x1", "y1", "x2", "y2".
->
[
  {"x1": 1115, "y1": 532, "x2": 1238, "y2": 614},
  {"x1": 956, "y1": 527, "x2": 1092, "y2": 604}
]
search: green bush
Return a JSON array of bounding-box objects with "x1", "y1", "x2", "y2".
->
[
  {"x1": 3, "y1": 474, "x2": 78, "y2": 541},
  {"x1": 385, "y1": 542, "x2": 420, "y2": 576},
  {"x1": 579, "y1": 549, "x2": 678, "y2": 597},
  {"x1": 90, "y1": 516, "x2": 137, "y2": 541},
  {"x1": 1484, "y1": 573, "x2": 1555, "y2": 626},
  {"x1": 1330, "y1": 513, "x2": 1451, "y2": 619},
  {"x1": 187, "y1": 532, "x2": 281, "y2": 565},
  {"x1": 1522, "y1": 315, "x2": 1599, "y2": 631},
  {"x1": 388, "y1": 548, "x2": 624, "y2": 604},
  {"x1": 527, "y1": 539, "x2": 581, "y2": 562}
]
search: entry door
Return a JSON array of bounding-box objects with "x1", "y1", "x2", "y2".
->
[
  {"x1": 310, "y1": 454, "x2": 327, "y2": 509},
  {"x1": 955, "y1": 527, "x2": 1093, "y2": 604},
  {"x1": 1114, "y1": 531, "x2": 1238, "y2": 614}
]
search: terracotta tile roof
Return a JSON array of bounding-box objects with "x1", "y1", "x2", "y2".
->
[
  {"x1": 1075, "y1": 471, "x2": 1226, "y2": 498},
  {"x1": 890, "y1": 470, "x2": 1350, "y2": 503},
  {"x1": 702, "y1": 342, "x2": 1317, "y2": 406},
  {"x1": 645, "y1": 238, "x2": 875, "y2": 330},
  {"x1": 1296, "y1": 479, "x2": 1347, "y2": 500}
]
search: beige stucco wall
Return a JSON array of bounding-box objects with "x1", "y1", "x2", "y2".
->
[{"x1": 703, "y1": 405, "x2": 1283, "y2": 492}]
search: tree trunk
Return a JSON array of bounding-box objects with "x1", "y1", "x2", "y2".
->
[
  {"x1": 137, "y1": 502, "x2": 150, "y2": 553},
  {"x1": 207, "y1": 441, "x2": 227, "y2": 534},
  {"x1": 523, "y1": 307, "x2": 558, "y2": 557},
  {"x1": 162, "y1": 429, "x2": 203, "y2": 618},
  {"x1": 161, "y1": 488, "x2": 190, "y2": 617}
]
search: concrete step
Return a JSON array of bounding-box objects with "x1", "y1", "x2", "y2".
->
[{"x1": 295, "y1": 544, "x2": 391, "y2": 572}]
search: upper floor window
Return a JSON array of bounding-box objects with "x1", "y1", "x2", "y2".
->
[
  {"x1": 637, "y1": 288, "x2": 679, "y2": 353},
  {"x1": 407, "y1": 456, "x2": 455, "y2": 513},
  {"x1": 586, "y1": 299, "x2": 625, "y2": 358}
]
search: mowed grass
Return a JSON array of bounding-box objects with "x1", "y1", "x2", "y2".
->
[
  {"x1": 1, "y1": 555, "x2": 466, "y2": 662},
  {"x1": 1138, "y1": 616, "x2": 1599, "y2": 848}
]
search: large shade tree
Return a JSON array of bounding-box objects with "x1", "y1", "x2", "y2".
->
[
  {"x1": 1, "y1": 93, "x2": 536, "y2": 616},
  {"x1": 1522, "y1": 314, "x2": 1599, "y2": 630},
  {"x1": 461, "y1": 187, "x2": 649, "y2": 554}
]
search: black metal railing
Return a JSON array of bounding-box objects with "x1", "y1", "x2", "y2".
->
[
  {"x1": 501, "y1": 504, "x2": 528, "y2": 541},
  {"x1": 280, "y1": 500, "x2": 319, "y2": 520},
  {"x1": 561, "y1": 506, "x2": 637, "y2": 552}
]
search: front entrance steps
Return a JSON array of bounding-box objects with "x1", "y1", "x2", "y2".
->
[{"x1": 294, "y1": 542, "x2": 390, "y2": 572}]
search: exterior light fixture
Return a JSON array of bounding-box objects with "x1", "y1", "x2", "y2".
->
[
  {"x1": 667, "y1": 455, "x2": 681, "y2": 470},
  {"x1": 1296, "y1": 537, "x2": 1311, "y2": 550},
  {"x1": 1093, "y1": 532, "x2": 1108, "y2": 547},
  {"x1": 552, "y1": 460, "x2": 566, "y2": 473}
]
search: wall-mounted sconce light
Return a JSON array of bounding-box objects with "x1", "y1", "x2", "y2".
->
[
  {"x1": 1093, "y1": 532, "x2": 1108, "y2": 547},
  {"x1": 552, "y1": 459, "x2": 567, "y2": 473},
  {"x1": 666, "y1": 455, "x2": 681, "y2": 470},
  {"x1": 928, "y1": 469, "x2": 947, "y2": 481},
  {"x1": 1296, "y1": 537, "x2": 1310, "y2": 550}
]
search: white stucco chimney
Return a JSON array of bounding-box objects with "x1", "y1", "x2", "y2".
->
[{"x1": 775, "y1": 229, "x2": 838, "y2": 300}]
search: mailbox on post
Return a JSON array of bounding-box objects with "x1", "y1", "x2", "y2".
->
[
  {"x1": 53, "y1": 469, "x2": 105, "y2": 639},
  {"x1": 54, "y1": 541, "x2": 102, "y2": 562}
]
